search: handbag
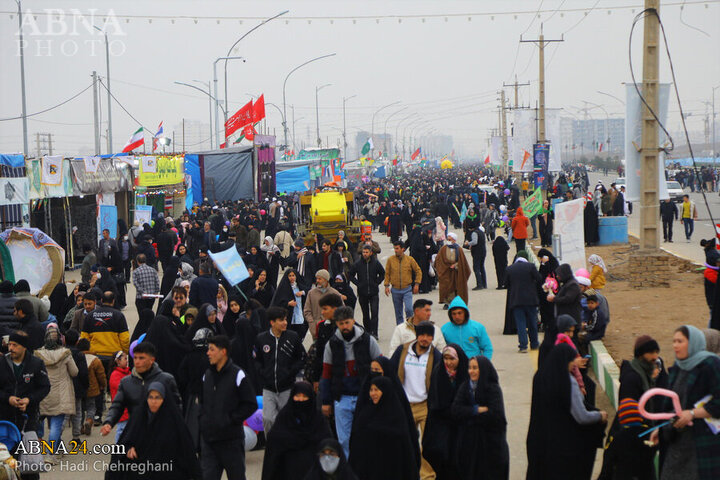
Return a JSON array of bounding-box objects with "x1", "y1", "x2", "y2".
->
[{"x1": 16, "y1": 429, "x2": 45, "y2": 475}]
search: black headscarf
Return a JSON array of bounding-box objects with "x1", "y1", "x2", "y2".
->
[
  {"x1": 111, "y1": 381, "x2": 201, "y2": 480},
  {"x1": 262, "y1": 381, "x2": 332, "y2": 480},
  {"x1": 537, "y1": 248, "x2": 560, "y2": 279},
  {"x1": 185, "y1": 303, "x2": 226, "y2": 341},
  {"x1": 271, "y1": 268, "x2": 308, "y2": 318},
  {"x1": 428, "y1": 343, "x2": 469, "y2": 411},
  {"x1": 303, "y1": 438, "x2": 358, "y2": 480},
  {"x1": 145, "y1": 314, "x2": 192, "y2": 378},
  {"x1": 349, "y1": 376, "x2": 420, "y2": 480},
  {"x1": 48, "y1": 282, "x2": 68, "y2": 317},
  {"x1": 131, "y1": 309, "x2": 154, "y2": 343}
]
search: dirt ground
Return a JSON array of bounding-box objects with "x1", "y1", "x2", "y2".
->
[{"x1": 582, "y1": 238, "x2": 709, "y2": 366}]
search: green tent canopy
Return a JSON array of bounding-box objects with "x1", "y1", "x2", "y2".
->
[{"x1": 0, "y1": 237, "x2": 14, "y2": 283}]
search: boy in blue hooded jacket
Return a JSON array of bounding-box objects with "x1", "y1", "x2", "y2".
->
[{"x1": 440, "y1": 296, "x2": 493, "y2": 359}]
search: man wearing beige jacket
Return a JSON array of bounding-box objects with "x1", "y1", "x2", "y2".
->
[{"x1": 303, "y1": 270, "x2": 342, "y2": 340}]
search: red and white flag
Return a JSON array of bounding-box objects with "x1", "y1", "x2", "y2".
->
[{"x1": 122, "y1": 127, "x2": 144, "y2": 153}]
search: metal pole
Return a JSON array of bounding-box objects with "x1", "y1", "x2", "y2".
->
[
  {"x1": 92, "y1": 71, "x2": 100, "y2": 155},
  {"x1": 16, "y1": 0, "x2": 28, "y2": 156},
  {"x1": 104, "y1": 32, "x2": 113, "y2": 153},
  {"x1": 713, "y1": 86, "x2": 718, "y2": 160},
  {"x1": 282, "y1": 53, "x2": 337, "y2": 153},
  {"x1": 383, "y1": 106, "x2": 408, "y2": 157},
  {"x1": 343, "y1": 95, "x2": 357, "y2": 161},
  {"x1": 538, "y1": 30, "x2": 546, "y2": 143},
  {"x1": 223, "y1": 11, "x2": 288, "y2": 123},
  {"x1": 213, "y1": 56, "x2": 244, "y2": 148},
  {"x1": 315, "y1": 84, "x2": 331, "y2": 147},
  {"x1": 371, "y1": 101, "x2": 401, "y2": 158},
  {"x1": 639, "y1": 0, "x2": 660, "y2": 249}
]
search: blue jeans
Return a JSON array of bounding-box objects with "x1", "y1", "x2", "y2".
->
[
  {"x1": 334, "y1": 395, "x2": 358, "y2": 460},
  {"x1": 115, "y1": 420, "x2": 128, "y2": 443},
  {"x1": 391, "y1": 286, "x2": 413, "y2": 325},
  {"x1": 683, "y1": 218, "x2": 694, "y2": 239},
  {"x1": 38, "y1": 414, "x2": 65, "y2": 453},
  {"x1": 513, "y1": 306, "x2": 539, "y2": 350}
]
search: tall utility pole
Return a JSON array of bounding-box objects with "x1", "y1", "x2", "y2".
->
[
  {"x1": 521, "y1": 24, "x2": 563, "y2": 143},
  {"x1": 342, "y1": 95, "x2": 356, "y2": 161},
  {"x1": 503, "y1": 75, "x2": 530, "y2": 109},
  {"x1": 92, "y1": 71, "x2": 101, "y2": 155},
  {"x1": 16, "y1": 0, "x2": 28, "y2": 156},
  {"x1": 94, "y1": 26, "x2": 113, "y2": 153},
  {"x1": 315, "y1": 84, "x2": 331, "y2": 147},
  {"x1": 500, "y1": 90, "x2": 509, "y2": 175},
  {"x1": 639, "y1": 0, "x2": 660, "y2": 249}
]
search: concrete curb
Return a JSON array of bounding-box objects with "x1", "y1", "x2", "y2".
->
[{"x1": 589, "y1": 339, "x2": 620, "y2": 410}]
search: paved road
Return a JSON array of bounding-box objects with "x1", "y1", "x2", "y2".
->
[
  {"x1": 48, "y1": 224, "x2": 606, "y2": 480},
  {"x1": 589, "y1": 171, "x2": 720, "y2": 264}
]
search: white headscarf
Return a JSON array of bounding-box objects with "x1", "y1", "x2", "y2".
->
[
  {"x1": 588, "y1": 254, "x2": 607, "y2": 272},
  {"x1": 447, "y1": 232, "x2": 458, "y2": 243},
  {"x1": 261, "y1": 236, "x2": 280, "y2": 258}
]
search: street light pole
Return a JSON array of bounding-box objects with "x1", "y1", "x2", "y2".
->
[
  {"x1": 395, "y1": 113, "x2": 417, "y2": 158},
  {"x1": 175, "y1": 81, "x2": 226, "y2": 150},
  {"x1": 213, "y1": 56, "x2": 244, "y2": 147},
  {"x1": 712, "y1": 86, "x2": 719, "y2": 160},
  {"x1": 223, "y1": 10, "x2": 288, "y2": 120},
  {"x1": 94, "y1": 26, "x2": 113, "y2": 153},
  {"x1": 194, "y1": 80, "x2": 214, "y2": 149},
  {"x1": 315, "y1": 84, "x2": 331, "y2": 147},
  {"x1": 343, "y1": 95, "x2": 357, "y2": 161},
  {"x1": 383, "y1": 106, "x2": 408, "y2": 157},
  {"x1": 371, "y1": 101, "x2": 401, "y2": 158},
  {"x1": 15, "y1": 0, "x2": 28, "y2": 156},
  {"x1": 282, "y1": 53, "x2": 336, "y2": 153}
]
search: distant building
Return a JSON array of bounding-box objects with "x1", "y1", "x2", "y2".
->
[{"x1": 570, "y1": 118, "x2": 625, "y2": 154}]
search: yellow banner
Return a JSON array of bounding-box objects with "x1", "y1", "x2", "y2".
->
[{"x1": 138, "y1": 155, "x2": 185, "y2": 187}]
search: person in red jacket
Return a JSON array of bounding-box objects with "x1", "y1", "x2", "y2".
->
[
  {"x1": 109, "y1": 350, "x2": 131, "y2": 442},
  {"x1": 511, "y1": 207, "x2": 530, "y2": 253}
]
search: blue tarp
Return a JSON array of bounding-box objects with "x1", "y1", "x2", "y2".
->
[
  {"x1": 374, "y1": 166, "x2": 386, "y2": 178},
  {"x1": 184, "y1": 154, "x2": 201, "y2": 209},
  {"x1": 0, "y1": 155, "x2": 24, "y2": 168},
  {"x1": 276, "y1": 166, "x2": 310, "y2": 193}
]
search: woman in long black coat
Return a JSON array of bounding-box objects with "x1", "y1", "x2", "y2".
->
[
  {"x1": 451, "y1": 355, "x2": 509, "y2": 480},
  {"x1": 423, "y1": 344, "x2": 469, "y2": 479},
  {"x1": 271, "y1": 268, "x2": 309, "y2": 337},
  {"x1": 349, "y1": 376, "x2": 420, "y2": 480},
  {"x1": 175, "y1": 328, "x2": 211, "y2": 453},
  {"x1": 537, "y1": 248, "x2": 560, "y2": 332},
  {"x1": 109, "y1": 382, "x2": 201, "y2": 479},
  {"x1": 262, "y1": 381, "x2": 332, "y2": 480},
  {"x1": 492, "y1": 236, "x2": 510, "y2": 289},
  {"x1": 538, "y1": 200, "x2": 554, "y2": 247},
  {"x1": 527, "y1": 344, "x2": 606, "y2": 480}
]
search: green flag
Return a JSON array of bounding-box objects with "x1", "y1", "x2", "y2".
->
[
  {"x1": 361, "y1": 138, "x2": 373, "y2": 155},
  {"x1": 521, "y1": 187, "x2": 543, "y2": 217}
]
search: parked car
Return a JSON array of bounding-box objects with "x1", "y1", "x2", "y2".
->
[{"x1": 666, "y1": 180, "x2": 684, "y2": 202}]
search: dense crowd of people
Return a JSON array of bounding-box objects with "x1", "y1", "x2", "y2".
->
[{"x1": 1, "y1": 164, "x2": 719, "y2": 480}]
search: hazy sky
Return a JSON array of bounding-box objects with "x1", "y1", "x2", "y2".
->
[{"x1": 0, "y1": 0, "x2": 718, "y2": 158}]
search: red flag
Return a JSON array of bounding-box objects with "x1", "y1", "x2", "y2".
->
[
  {"x1": 393, "y1": 157, "x2": 398, "y2": 166},
  {"x1": 598, "y1": 143, "x2": 604, "y2": 152},
  {"x1": 252, "y1": 95, "x2": 266, "y2": 123},
  {"x1": 484, "y1": 155, "x2": 490, "y2": 165},
  {"x1": 520, "y1": 149, "x2": 531, "y2": 170},
  {"x1": 243, "y1": 124, "x2": 256, "y2": 141},
  {"x1": 411, "y1": 147, "x2": 421, "y2": 161},
  {"x1": 220, "y1": 142, "x2": 227, "y2": 149},
  {"x1": 225, "y1": 100, "x2": 253, "y2": 137}
]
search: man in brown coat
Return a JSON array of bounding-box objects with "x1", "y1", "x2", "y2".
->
[
  {"x1": 434, "y1": 232, "x2": 471, "y2": 308},
  {"x1": 303, "y1": 269, "x2": 343, "y2": 340}
]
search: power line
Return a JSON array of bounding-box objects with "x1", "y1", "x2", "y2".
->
[
  {"x1": 97, "y1": 77, "x2": 149, "y2": 131},
  {"x1": 0, "y1": 81, "x2": 94, "y2": 121}
]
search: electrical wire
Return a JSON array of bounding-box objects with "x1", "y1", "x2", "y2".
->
[
  {"x1": 562, "y1": 0, "x2": 602, "y2": 35},
  {"x1": 97, "y1": 77, "x2": 149, "y2": 131},
  {"x1": 0, "y1": 81, "x2": 95, "y2": 121},
  {"x1": 679, "y1": 0, "x2": 711, "y2": 37},
  {"x1": 655, "y1": 8, "x2": 716, "y2": 230},
  {"x1": 628, "y1": 7, "x2": 716, "y2": 232}
]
